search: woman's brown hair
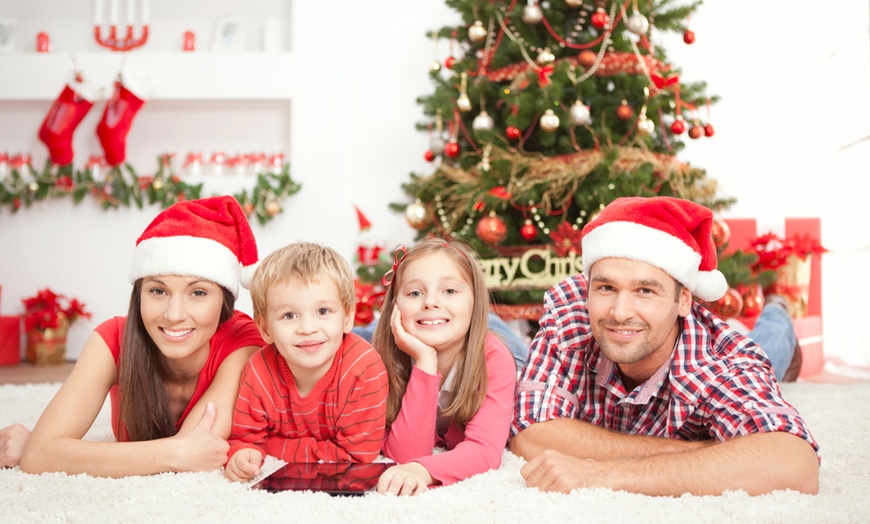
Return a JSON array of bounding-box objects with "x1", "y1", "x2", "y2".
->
[
  {"x1": 117, "y1": 279, "x2": 234, "y2": 442},
  {"x1": 372, "y1": 238, "x2": 491, "y2": 431}
]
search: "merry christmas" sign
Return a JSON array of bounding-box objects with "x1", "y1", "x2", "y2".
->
[{"x1": 478, "y1": 248, "x2": 583, "y2": 290}]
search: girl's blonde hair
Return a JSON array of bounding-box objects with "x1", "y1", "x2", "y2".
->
[{"x1": 372, "y1": 237, "x2": 491, "y2": 431}]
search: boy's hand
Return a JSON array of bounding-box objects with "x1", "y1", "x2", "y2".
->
[
  {"x1": 224, "y1": 448, "x2": 263, "y2": 483},
  {"x1": 390, "y1": 306, "x2": 437, "y2": 374},
  {"x1": 376, "y1": 462, "x2": 433, "y2": 496},
  {"x1": 172, "y1": 402, "x2": 230, "y2": 472}
]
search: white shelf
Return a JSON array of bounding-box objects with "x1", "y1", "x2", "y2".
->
[{"x1": 0, "y1": 51, "x2": 296, "y2": 101}]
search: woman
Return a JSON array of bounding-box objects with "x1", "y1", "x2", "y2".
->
[{"x1": 8, "y1": 196, "x2": 264, "y2": 476}]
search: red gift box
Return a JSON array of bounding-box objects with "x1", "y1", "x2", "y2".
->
[
  {"x1": 0, "y1": 315, "x2": 22, "y2": 366},
  {"x1": 723, "y1": 218, "x2": 824, "y2": 378}
]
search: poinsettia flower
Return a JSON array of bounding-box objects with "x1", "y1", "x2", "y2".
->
[
  {"x1": 550, "y1": 221, "x2": 583, "y2": 257},
  {"x1": 21, "y1": 288, "x2": 91, "y2": 332}
]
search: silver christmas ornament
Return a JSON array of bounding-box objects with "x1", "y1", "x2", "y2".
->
[
  {"x1": 430, "y1": 60, "x2": 442, "y2": 72},
  {"x1": 522, "y1": 4, "x2": 544, "y2": 25},
  {"x1": 565, "y1": 0, "x2": 583, "y2": 7},
  {"x1": 539, "y1": 109, "x2": 560, "y2": 132},
  {"x1": 431, "y1": 136, "x2": 445, "y2": 155},
  {"x1": 472, "y1": 110, "x2": 495, "y2": 131},
  {"x1": 468, "y1": 21, "x2": 487, "y2": 43},
  {"x1": 626, "y1": 12, "x2": 650, "y2": 35},
  {"x1": 569, "y1": 101, "x2": 591, "y2": 126}
]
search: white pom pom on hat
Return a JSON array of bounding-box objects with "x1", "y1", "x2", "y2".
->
[
  {"x1": 580, "y1": 196, "x2": 728, "y2": 302},
  {"x1": 129, "y1": 195, "x2": 258, "y2": 298}
]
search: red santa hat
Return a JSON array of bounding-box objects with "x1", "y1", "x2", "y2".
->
[
  {"x1": 129, "y1": 196, "x2": 258, "y2": 298},
  {"x1": 580, "y1": 196, "x2": 728, "y2": 301}
]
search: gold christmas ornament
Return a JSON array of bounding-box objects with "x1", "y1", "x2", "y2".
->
[
  {"x1": 539, "y1": 109, "x2": 560, "y2": 132},
  {"x1": 456, "y1": 93, "x2": 472, "y2": 112},
  {"x1": 265, "y1": 199, "x2": 281, "y2": 217},
  {"x1": 636, "y1": 113, "x2": 655, "y2": 135},
  {"x1": 404, "y1": 199, "x2": 429, "y2": 229},
  {"x1": 430, "y1": 60, "x2": 441, "y2": 72},
  {"x1": 468, "y1": 21, "x2": 487, "y2": 43},
  {"x1": 565, "y1": 0, "x2": 583, "y2": 7}
]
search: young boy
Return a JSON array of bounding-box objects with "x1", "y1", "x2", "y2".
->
[{"x1": 224, "y1": 242, "x2": 388, "y2": 483}]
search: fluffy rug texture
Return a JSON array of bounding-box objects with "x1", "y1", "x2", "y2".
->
[{"x1": 2, "y1": 381, "x2": 869, "y2": 523}]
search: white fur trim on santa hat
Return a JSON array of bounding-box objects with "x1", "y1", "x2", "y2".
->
[
  {"x1": 582, "y1": 221, "x2": 728, "y2": 301},
  {"x1": 129, "y1": 235, "x2": 242, "y2": 298}
]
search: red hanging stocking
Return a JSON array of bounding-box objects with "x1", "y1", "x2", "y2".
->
[
  {"x1": 38, "y1": 83, "x2": 94, "y2": 165},
  {"x1": 96, "y1": 80, "x2": 146, "y2": 166}
]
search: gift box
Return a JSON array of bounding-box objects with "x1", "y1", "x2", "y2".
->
[
  {"x1": 0, "y1": 315, "x2": 22, "y2": 366},
  {"x1": 723, "y1": 218, "x2": 823, "y2": 378}
]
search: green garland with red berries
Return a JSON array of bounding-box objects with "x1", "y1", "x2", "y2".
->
[{"x1": 0, "y1": 157, "x2": 301, "y2": 225}]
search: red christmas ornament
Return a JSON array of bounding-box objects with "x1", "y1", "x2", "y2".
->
[
  {"x1": 591, "y1": 8, "x2": 610, "y2": 29},
  {"x1": 711, "y1": 218, "x2": 731, "y2": 248},
  {"x1": 683, "y1": 30, "x2": 696, "y2": 44},
  {"x1": 445, "y1": 56, "x2": 456, "y2": 69},
  {"x1": 578, "y1": 50, "x2": 597, "y2": 68},
  {"x1": 715, "y1": 288, "x2": 743, "y2": 319},
  {"x1": 476, "y1": 213, "x2": 508, "y2": 245},
  {"x1": 740, "y1": 284, "x2": 765, "y2": 317},
  {"x1": 616, "y1": 100, "x2": 634, "y2": 121},
  {"x1": 444, "y1": 141, "x2": 460, "y2": 159},
  {"x1": 688, "y1": 124, "x2": 703, "y2": 139},
  {"x1": 704, "y1": 123, "x2": 715, "y2": 137},
  {"x1": 424, "y1": 150, "x2": 435, "y2": 162},
  {"x1": 670, "y1": 117, "x2": 686, "y2": 135},
  {"x1": 506, "y1": 126, "x2": 522, "y2": 140},
  {"x1": 520, "y1": 219, "x2": 538, "y2": 242}
]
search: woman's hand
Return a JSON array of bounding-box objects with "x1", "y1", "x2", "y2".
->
[
  {"x1": 224, "y1": 448, "x2": 263, "y2": 483},
  {"x1": 0, "y1": 424, "x2": 31, "y2": 468},
  {"x1": 390, "y1": 306, "x2": 437, "y2": 374},
  {"x1": 376, "y1": 462, "x2": 434, "y2": 496},
  {"x1": 170, "y1": 402, "x2": 230, "y2": 473}
]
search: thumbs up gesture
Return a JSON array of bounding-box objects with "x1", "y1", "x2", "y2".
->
[{"x1": 172, "y1": 402, "x2": 230, "y2": 472}]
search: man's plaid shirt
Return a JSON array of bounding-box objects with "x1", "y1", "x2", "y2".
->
[{"x1": 511, "y1": 274, "x2": 819, "y2": 458}]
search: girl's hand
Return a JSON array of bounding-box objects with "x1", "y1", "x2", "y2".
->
[
  {"x1": 171, "y1": 402, "x2": 230, "y2": 473},
  {"x1": 376, "y1": 462, "x2": 434, "y2": 496},
  {"x1": 0, "y1": 424, "x2": 30, "y2": 468},
  {"x1": 224, "y1": 448, "x2": 263, "y2": 483},
  {"x1": 390, "y1": 306, "x2": 437, "y2": 374}
]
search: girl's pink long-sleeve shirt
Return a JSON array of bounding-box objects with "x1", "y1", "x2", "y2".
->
[{"x1": 382, "y1": 333, "x2": 517, "y2": 486}]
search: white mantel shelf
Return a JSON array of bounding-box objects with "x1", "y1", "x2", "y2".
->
[{"x1": 0, "y1": 51, "x2": 296, "y2": 101}]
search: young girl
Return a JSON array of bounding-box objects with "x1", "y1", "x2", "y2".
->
[
  {"x1": 14, "y1": 196, "x2": 265, "y2": 477},
  {"x1": 374, "y1": 238, "x2": 517, "y2": 496}
]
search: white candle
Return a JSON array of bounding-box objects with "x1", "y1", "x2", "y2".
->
[
  {"x1": 95, "y1": 0, "x2": 103, "y2": 25},
  {"x1": 142, "y1": 0, "x2": 149, "y2": 25},
  {"x1": 127, "y1": 0, "x2": 134, "y2": 25},
  {"x1": 109, "y1": 0, "x2": 118, "y2": 25}
]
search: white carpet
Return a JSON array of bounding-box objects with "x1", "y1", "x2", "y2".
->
[{"x1": 2, "y1": 381, "x2": 869, "y2": 523}]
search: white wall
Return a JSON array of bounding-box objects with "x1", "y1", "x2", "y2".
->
[{"x1": 0, "y1": 1, "x2": 868, "y2": 365}]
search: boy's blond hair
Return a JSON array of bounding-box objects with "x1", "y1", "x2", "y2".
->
[{"x1": 249, "y1": 242, "x2": 356, "y2": 322}]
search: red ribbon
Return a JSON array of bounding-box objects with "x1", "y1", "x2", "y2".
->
[{"x1": 650, "y1": 74, "x2": 680, "y2": 89}]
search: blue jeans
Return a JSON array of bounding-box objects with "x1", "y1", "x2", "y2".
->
[{"x1": 748, "y1": 303, "x2": 796, "y2": 382}]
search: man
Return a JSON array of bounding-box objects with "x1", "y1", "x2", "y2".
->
[{"x1": 510, "y1": 196, "x2": 819, "y2": 496}]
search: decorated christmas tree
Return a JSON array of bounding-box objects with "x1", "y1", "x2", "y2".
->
[{"x1": 390, "y1": 0, "x2": 744, "y2": 320}]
